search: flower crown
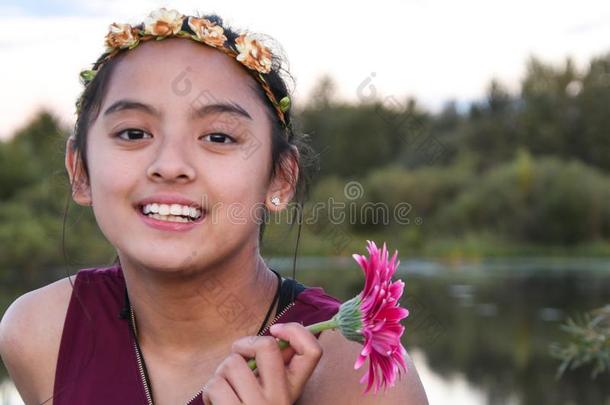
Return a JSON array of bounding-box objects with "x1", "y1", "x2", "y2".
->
[{"x1": 77, "y1": 8, "x2": 291, "y2": 130}]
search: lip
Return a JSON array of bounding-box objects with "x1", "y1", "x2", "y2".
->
[{"x1": 136, "y1": 205, "x2": 206, "y2": 232}]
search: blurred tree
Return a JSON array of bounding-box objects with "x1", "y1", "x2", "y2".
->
[
  {"x1": 518, "y1": 57, "x2": 582, "y2": 162},
  {"x1": 577, "y1": 52, "x2": 610, "y2": 171},
  {"x1": 306, "y1": 74, "x2": 337, "y2": 110},
  {"x1": 299, "y1": 76, "x2": 406, "y2": 177},
  {"x1": 0, "y1": 110, "x2": 114, "y2": 287}
]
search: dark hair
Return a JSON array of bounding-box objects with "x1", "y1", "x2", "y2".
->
[{"x1": 61, "y1": 13, "x2": 318, "y2": 304}]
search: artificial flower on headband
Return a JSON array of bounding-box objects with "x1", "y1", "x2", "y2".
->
[
  {"x1": 78, "y1": 7, "x2": 290, "y2": 129},
  {"x1": 187, "y1": 16, "x2": 227, "y2": 48},
  {"x1": 235, "y1": 35, "x2": 273, "y2": 74},
  {"x1": 105, "y1": 23, "x2": 139, "y2": 50},
  {"x1": 143, "y1": 7, "x2": 184, "y2": 37}
]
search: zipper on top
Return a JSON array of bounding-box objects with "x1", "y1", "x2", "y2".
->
[
  {"x1": 183, "y1": 300, "x2": 297, "y2": 405},
  {"x1": 131, "y1": 307, "x2": 154, "y2": 405},
  {"x1": 133, "y1": 340, "x2": 154, "y2": 405},
  {"x1": 132, "y1": 298, "x2": 298, "y2": 405}
]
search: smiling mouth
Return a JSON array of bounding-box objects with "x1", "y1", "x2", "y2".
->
[{"x1": 137, "y1": 203, "x2": 205, "y2": 223}]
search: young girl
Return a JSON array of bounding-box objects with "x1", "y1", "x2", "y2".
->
[{"x1": 0, "y1": 8, "x2": 427, "y2": 405}]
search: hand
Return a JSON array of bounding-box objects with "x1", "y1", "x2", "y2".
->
[{"x1": 201, "y1": 322, "x2": 323, "y2": 405}]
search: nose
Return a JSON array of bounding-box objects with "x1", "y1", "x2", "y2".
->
[{"x1": 146, "y1": 135, "x2": 196, "y2": 183}]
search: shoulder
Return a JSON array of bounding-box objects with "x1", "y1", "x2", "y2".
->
[
  {"x1": 298, "y1": 329, "x2": 429, "y2": 405},
  {"x1": 0, "y1": 275, "x2": 75, "y2": 404}
]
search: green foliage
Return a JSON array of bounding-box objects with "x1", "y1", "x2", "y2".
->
[
  {"x1": 299, "y1": 102, "x2": 406, "y2": 177},
  {"x1": 0, "y1": 110, "x2": 113, "y2": 287},
  {"x1": 0, "y1": 141, "x2": 38, "y2": 200},
  {"x1": 299, "y1": 76, "x2": 431, "y2": 177},
  {"x1": 550, "y1": 305, "x2": 610, "y2": 379},
  {"x1": 351, "y1": 163, "x2": 469, "y2": 233},
  {"x1": 0, "y1": 111, "x2": 67, "y2": 201},
  {"x1": 436, "y1": 152, "x2": 610, "y2": 245}
]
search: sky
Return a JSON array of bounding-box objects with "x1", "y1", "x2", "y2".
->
[{"x1": 0, "y1": 0, "x2": 609, "y2": 139}]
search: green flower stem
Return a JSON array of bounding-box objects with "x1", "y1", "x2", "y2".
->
[
  {"x1": 306, "y1": 317, "x2": 340, "y2": 334},
  {"x1": 247, "y1": 317, "x2": 339, "y2": 370}
]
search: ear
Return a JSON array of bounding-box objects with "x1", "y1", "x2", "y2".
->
[
  {"x1": 266, "y1": 145, "x2": 299, "y2": 212},
  {"x1": 65, "y1": 136, "x2": 92, "y2": 206}
]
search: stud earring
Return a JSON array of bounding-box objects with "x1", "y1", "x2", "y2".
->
[{"x1": 271, "y1": 196, "x2": 280, "y2": 206}]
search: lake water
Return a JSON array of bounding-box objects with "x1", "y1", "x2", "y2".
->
[{"x1": 1, "y1": 257, "x2": 609, "y2": 404}]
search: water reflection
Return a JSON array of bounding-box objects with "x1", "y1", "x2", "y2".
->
[
  {"x1": 411, "y1": 349, "x2": 502, "y2": 405},
  {"x1": 0, "y1": 379, "x2": 22, "y2": 405},
  {"x1": 279, "y1": 258, "x2": 610, "y2": 405},
  {"x1": 1, "y1": 258, "x2": 609, "y2": 404}
]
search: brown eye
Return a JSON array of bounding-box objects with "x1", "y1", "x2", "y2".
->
[
  {"x1": 201, "y1": 133, "x2": 235, "y2": 144},
  {"x1": 115, "y1": 128, "x2": 152, "y2": 141}
]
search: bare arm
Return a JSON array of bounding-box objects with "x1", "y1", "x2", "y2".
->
[
  {"x1": 298, "y1": 329, "x2": 428, "y2": 405},
  {"x1": 0, "y1": 278, "x2": 71, "y2": 405}
]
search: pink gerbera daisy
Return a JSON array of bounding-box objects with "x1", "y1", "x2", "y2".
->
[
  {"x1": 248, "y1": 240, "x2": 410, "y2": 394},
  {"x1": 350, "y1": 240, "x2": 409, "y2": 393}
]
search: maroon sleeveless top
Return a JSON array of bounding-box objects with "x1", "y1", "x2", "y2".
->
[{"x1": 52, "y1": 264, "x2": 341, "y2": 404}]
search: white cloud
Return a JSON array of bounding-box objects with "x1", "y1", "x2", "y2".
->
[
  {"x1": 0, "y1": 16, "x2": 109, "y2": 138},
  {"x1": 0, "y1": 0, "x2": 609, "y2": 139},
  {"x1": 0, "y1": 5, "x2": 28, "y2": 17}
]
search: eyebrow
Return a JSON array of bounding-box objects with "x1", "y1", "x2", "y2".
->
[{"x1": 102, "y1": 99, "x2": 253, "y2": 121}]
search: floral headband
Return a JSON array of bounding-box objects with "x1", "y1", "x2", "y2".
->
[{"x1": 77, "y1": 8, "x2": 291, "y2": 130}]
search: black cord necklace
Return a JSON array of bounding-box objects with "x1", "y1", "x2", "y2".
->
[{"x1": 120, "y1": 269, "x2": 283, "y2": 403}]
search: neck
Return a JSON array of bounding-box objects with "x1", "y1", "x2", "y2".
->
[{"x1": 118, "y1": 248, "x2": 279, "y2": 364}]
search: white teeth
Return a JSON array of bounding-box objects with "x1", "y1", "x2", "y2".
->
[
  {"x1": 159, "y1": 204, "x2": 170, "y2": 215},
  {"x1": 141, "y1": 203, "x2": 203, "y2": 220},
  {"x1": 169, "y1": 204, "x2": 183, "y2": 215}
]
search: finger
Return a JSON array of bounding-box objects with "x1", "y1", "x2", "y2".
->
[
  {"x1": 268, "y1": 323, "x2": 323, "y2": 395},
  {"x1": 279, "y1": 344, "x2": 296, "y2": 365},
  {"x1": 215, "y1": 352, "x2": 265, "y2": 403},
  {"x1": 202, "y1": 376, "x2": 241, "y2": 405},
  {"x1": 237, "y1": 336, "x2": 297, "y2": 366},
  {"x1": 232, "y1": 335, "x2": 289, "y2": 395}
]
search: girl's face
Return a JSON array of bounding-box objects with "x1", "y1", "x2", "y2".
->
[{"x1": 67, "y1": 38, "x2": 288, "y2": 273}]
